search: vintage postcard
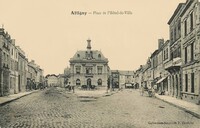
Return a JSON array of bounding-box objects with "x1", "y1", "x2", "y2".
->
[{"x1": 0, "y1": 0, "x2": 200, "y2": 128}]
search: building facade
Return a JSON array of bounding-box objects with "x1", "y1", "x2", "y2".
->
[
  {"x1": 181, "y1": 0, "x2": 200, "y2": 104},
  {"x1": 111, "y1": 70, "x2": 120, "y2": 88},
  {"x1": 28, "y1": 60, "x2": 44, "y2": 89},
  {"x1": 156, "y1": 39, "x2": 170, "y2": 94},
  {"x1": 150, "y1": 49, "x2": 159, "y2": 87},
  {"x1": 17, "y1": 46, "x2": 27, "y2": 92},
  {"x1": 142, "y1": 58, "x2": 152, "y2": 89},
  {"x1": 164, "y1": 4, "x2": 184, "y2": 99},
  {"x1": 9, "y1": 39, "x2": 19, "y2": 94},
  {"x1": 69, "y1": 39, "x2": 109, "y2": 89},
  {"x1": 27, "y1": 64, "x2": 37, "y2": 90},
  {"x1": 134, "y1": 0, "x2": 200, "y2": 105},
  {"x1": 162, "y1": 40, "x2": 170, "y2": 94},
  {"x1": 0, "y1": 29, "x2": 10, "y2": 96},
  {"x1": 0, "y1": 28, "x2": 44, "y2": 96},
  {"x1": 58, "y1": 74, "x2": 65, "y2": 88}
]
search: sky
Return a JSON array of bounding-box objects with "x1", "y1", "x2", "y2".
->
[{"x1": 0, "y1": 0, "x2": 186, "y2": 75}]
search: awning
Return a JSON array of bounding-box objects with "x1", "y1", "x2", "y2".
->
[{"x1": 156, "y1": 76, "x2": 168, "y2": 84}]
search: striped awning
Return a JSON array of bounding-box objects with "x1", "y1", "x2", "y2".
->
[{"x1": 156, "y1": 76, "x2": 168, "y2": 84}]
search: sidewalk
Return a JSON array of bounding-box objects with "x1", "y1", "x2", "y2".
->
[
  {"x1": 0, "y1": 90, "x2": 38, "y2": 106},
  {"x1": 155, "y1": 94, "x2": 200, "y2": 119}
]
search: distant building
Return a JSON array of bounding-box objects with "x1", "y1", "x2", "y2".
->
[
  {"x1": 9, "y1": 39, "x2": 19, "y2": 94},
  {"x1": 111, "y1": 70, "x2": 120, "y2": 88},
  {"x1": 46, "y1": 74, "x2": 58, "y2": 87},
  {"x1": 27, "y1": 64, "x2": 37, "y2": 90},
  {"x1": 16, "y1": 46, "x2": 27, "y2": 92},
  {"x1": 69, "y1": 39, "x2": 109, "y2": 89},
  {"x1": 111, "y1": 70, "x2": 137, "y2": 89},
  {"x1": 28, "y1": 60, "x2": 44, "y2": 89},
  {"x1": 142, "y1": 58, "x2": 152, "y2": 89},
  {"x1": 58, "y1": 74, "x2": 65, "y2": 87}
]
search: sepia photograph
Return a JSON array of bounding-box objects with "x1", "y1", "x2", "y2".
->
[{"x1": 0, "y1": 0, "x2": 200, "y2": 128}]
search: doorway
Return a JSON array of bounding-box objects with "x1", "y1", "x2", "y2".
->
[{"x1": 87, "y1": 78, "x2": 91, "y2": 87}]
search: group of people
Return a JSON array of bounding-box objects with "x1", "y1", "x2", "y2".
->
[
  {"x1": 65, "y1": 82, "x2": 75, "y2": 93},
  {"x1": 140, "y1": 85, "x2": 157, "y2": 97}
]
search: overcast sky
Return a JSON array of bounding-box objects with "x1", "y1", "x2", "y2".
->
[{"x1": 0, "y1": 0, "x2": 185, "y2": 75}]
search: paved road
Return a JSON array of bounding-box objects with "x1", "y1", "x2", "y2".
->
[{"x1": 0, "y1": 87, "x2": 199, "y2": 128}]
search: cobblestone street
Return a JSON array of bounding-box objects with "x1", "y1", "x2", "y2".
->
[{"x1": 0, "y1": 87, "x2": 199, "y2": 128}]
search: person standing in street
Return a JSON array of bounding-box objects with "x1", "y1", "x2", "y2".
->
[
  {"x1": 72, "y1": 85, "x2": 75, "y2": 93},
  {"x1": 68, "y1": 82, "x2": 71, "y2": 92},
  {"x1": 140, "y1": 85, "x2": 144, "y2": 96}
]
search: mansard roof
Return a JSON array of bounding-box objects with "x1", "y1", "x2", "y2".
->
[{"x1": 69, "y1": 50, "x2": 108, "y2": 63}]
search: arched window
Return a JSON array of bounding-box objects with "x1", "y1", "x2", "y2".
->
[
  {"x1": 97, "y1": 79, "x2": 102, "y2": 86},
  {"x1": 87, "y1": 78, "x2": 91, "y2": 86},
  {"x1": 76, "y1": 79, "x2": 81, "y2": 85}
]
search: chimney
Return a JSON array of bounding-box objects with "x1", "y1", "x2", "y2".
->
[
  {"x1": 158, "y1": 39, "x2": 164, "y2": 49},
  {"x1": 87, "y1": 38, "x2": 91, "y2": 50},
  {"x1": 12, "y1": 39, "x2": 15, "y2": 45}
]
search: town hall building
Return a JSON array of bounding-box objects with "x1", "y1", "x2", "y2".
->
[{"x1": 69, "y1": 39, "x2": 109, "y2": 89}]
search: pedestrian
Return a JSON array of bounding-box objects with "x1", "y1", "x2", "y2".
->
[
  {"x1": 153, "y1": 84, "x2": 157, "y2": 93},
  {"x1": 151, "y1": 86, "x2": 155, "y2": 97},
  {"x1": 68, "y1": 82, "x2": 71, "y2": 92},
  {"x1": 72, "y1": 85, "x2": 75, "y2": 93},
  {"x1": 148, "y1": 86, "x2": 153, "y2": 97},
  {"x1": 140, "y1": 85, "x2": 144, "y2": 96},
  {"x1": 64, "y1": 84, "x2": 67, "y2": 91}
]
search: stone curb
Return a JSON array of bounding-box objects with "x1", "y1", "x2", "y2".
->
[
  {"x1": 0, "y1": 90, "x2": 39, "y2": 106},
  {"x1": 155, "y1": 96, "x2": 200, "y2": 119}
]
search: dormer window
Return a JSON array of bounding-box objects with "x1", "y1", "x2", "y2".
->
[
  {"x1": 85, "y1": 51, "x2": 88, "y2": 58},
  {"x1": 98, "y1": 54, "x2": 101, "y2": 59},
  {"x1": 77, "y1": 54, "x2": 80, "y2": 58},
  {"x1": 90, "y1": 51, "x2": 93, "y2": 58}
]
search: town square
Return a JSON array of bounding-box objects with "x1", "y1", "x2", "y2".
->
[{"x1": 0, "y1": 0, "x2": 200, "y2": 128}]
